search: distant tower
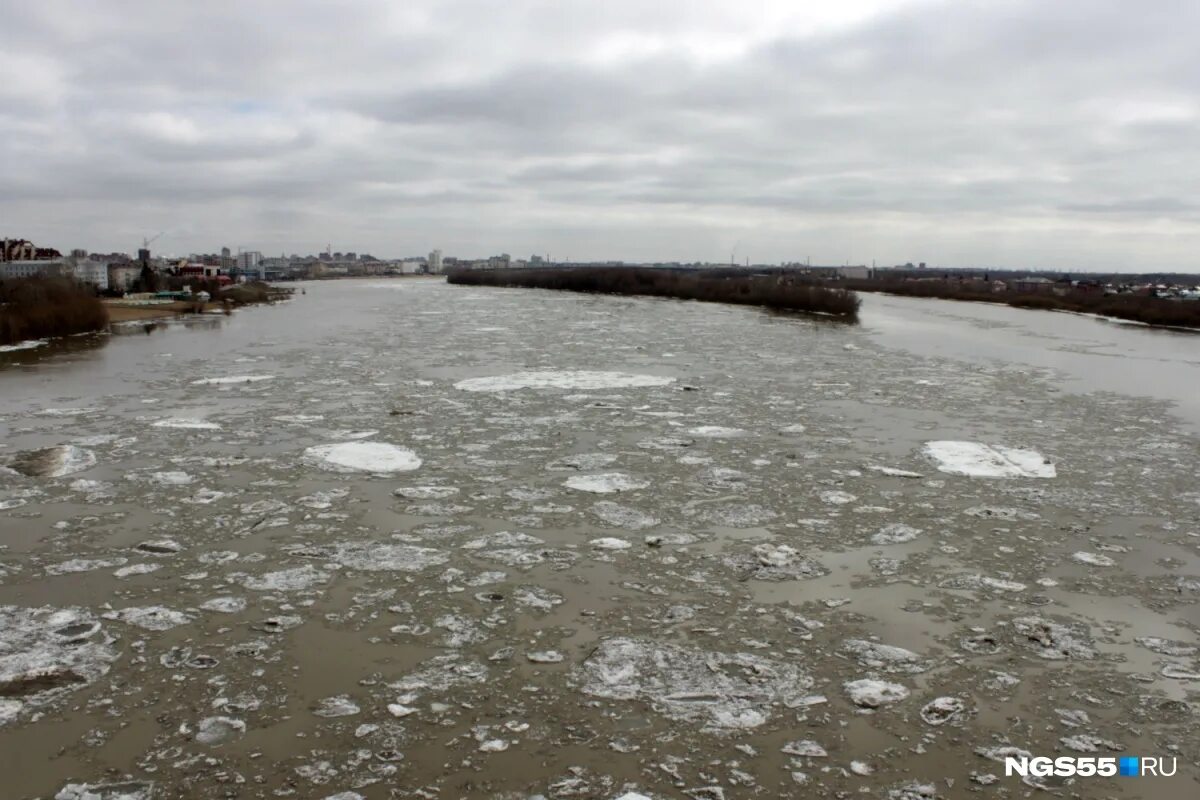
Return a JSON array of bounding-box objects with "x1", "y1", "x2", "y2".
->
[{"x1": 428, "y1": 249, "x2": 443, "y2": 274}]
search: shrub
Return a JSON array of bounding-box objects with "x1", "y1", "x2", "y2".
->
[{"x1": 0, "y1": 277, "x2": 109, "y2": 345}]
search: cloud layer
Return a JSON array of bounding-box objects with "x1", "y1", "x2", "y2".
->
[{"x1": 2, "y1": 0, "x2": 1197, "y2": 269}]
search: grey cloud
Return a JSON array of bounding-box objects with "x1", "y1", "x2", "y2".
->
[{"x1": 1, "y1": 0, "x2": 1198, "y2": 268}]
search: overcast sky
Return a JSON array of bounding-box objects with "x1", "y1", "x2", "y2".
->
[{"x1": 3, "y1": 0, "x2": 1198, "y2": 270}]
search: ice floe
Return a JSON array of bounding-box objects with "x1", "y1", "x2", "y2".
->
[
  {"x1": 870, "y1": 523, "x2": 922, "y2": 545},
  {"x1": 103, "y1": 606, "x2": 193, "y2": 631},
  {"x1": 238, "y1": 565, "x2": 331, "y2": 592},
  {"x1": 0, "y1": 606, "x2": 117, "y2": 716},
  {"x1": 844, "y1": 679, "x2": 910, "y2": 708},
  {"x1": 923, "y1": 441, "x2": 1055, "y2": 478},
  {"x1": 591, "y1": 501, "x2": 659, "y2": 529},
  {"x1": 393, "y1": 485, "x2": 459, "y2": 500},
  {"x1": 6, "y1": 445, "x2": 96, "y2": 478},
  {"x1": 191, "y1": 375, "x2": 274, "y2": 385},
  {"x1": 563, "y1": 472, "x2": 649, "y2": 493},
  {"x1": 194, "y1": 715, "x2": 246, "y2": 745},
  {"x1": 303, "y1": 442, "x2": 422, "y2": 473},
  {"x1": 687, "y1": 425, "x2": 745, "y2": 438},
  {"x1": 1071, "y1": 551, "x2": 1116, "y2": 567},
  {"x1": 455, "y1": 370, "x2": 674, "y2": 392},
  {"x1": 151, "y1": 418, "x2": 221, "y2": 430},
  {"x1": 839, "y1": 640, "x2": 930, "y2": 674},
  {"x1": 577, "y1": 637, "x2": 813, "y2": 730}
]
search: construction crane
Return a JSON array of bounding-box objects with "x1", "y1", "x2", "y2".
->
[{"x1": 142, "y1": 232, "x2": 163, "y2": 249}]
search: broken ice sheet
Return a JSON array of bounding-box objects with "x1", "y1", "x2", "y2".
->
[{"x1": 577, "y1": 637, "x2": 813, "y2": 730}]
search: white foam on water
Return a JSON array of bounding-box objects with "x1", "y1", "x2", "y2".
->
[
  {"x1": 455, "y1": 370, "x2": 674, "y2": 392},
  {"x1": 303, "y1": 442, "x2": 422, "y2": 473},
  {"x1": 563, "y1": 473, "x2": 649, "y2": 494},
  {"x1": 923, "y1": 441, "x2": 1056, "y2": 478},
  {"x1": 191, "y1": 375, "x2": 274, "y2": 385}
]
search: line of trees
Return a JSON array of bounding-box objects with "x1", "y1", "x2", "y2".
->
[
  {"x1": 843, "y1": 278, "x2": 1200, "y2": 328},
  {"x1": 448, "y1": 267, "x2": 861, "y2": 319},
  {"x1": 0, "y1": 277, "x2": 109, "y2": 346}
]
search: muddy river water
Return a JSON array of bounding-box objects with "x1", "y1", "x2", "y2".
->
[{"x1": 0, "y1": 279, "x2": 1197, "y2": 799}]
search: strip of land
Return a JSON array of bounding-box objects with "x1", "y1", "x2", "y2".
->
[
  {"x1": 447, "y1": 266, "x2": 861, "y2": 319},
  {"x1": 842, "y1": 277, "x2": 1200, "y2": 329}
]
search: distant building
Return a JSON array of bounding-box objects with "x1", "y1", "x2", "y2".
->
[
  {"x1": 3, "y1": 238, "x2": 62, "y2": 262},
  {"x1": 1012, "y1": 277, "x2": 1054, "y2": 294},
  {"x1": 68, "y1": 258, "x2": 109, "y2": 290},
  {"x1": 428, "y1": 249, "x2": 443, "y2": 274},
  {"x1": 0, "y1": 260, "x2": 59, "y2": 279},
  {"x1": 108, "y1": 264, "x2": 140, "y2": 292}
]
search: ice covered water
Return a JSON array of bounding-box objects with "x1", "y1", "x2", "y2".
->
[{"x1": 0, "y1": 280, "x2": 1196, "y2": 799}]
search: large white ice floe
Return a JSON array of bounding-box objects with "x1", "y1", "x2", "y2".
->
[
  {"x1": 923, "y1": 441, "x2": 1055, "y2": 478},
  {"x1": 0, "y1": 606, "x2": 118, "y2": 720},
  {"x1": 6, "y1": 445, "x2": 96, "y2": 478},
  {"x1": 577, "y1": 637, "x2": 814, "y2": 730},
  {"x1": 303, "y1": 441, "x2": 422, "y2": 473},
  {"x1": 454, "y1": 370, "x2": 674, "y2": 392},
  {"x1": 564, "y1": 472, "x2": 649, "y2": 494},
  {"x1": 191, "y1": 374, "x2": 274, "y2": 385}
]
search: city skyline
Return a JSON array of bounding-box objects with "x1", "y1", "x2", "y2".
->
[{"x1": 4, "y1": 0, "x2": 1200, "y2": 271}]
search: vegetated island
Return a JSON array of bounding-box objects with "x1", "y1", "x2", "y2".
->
[
  {"x1": 446, "y1": 266, "x2": 861, "y2": 319},
  {"x1": 842, "y1": 275, "x2": 1200, "y2": 329}
]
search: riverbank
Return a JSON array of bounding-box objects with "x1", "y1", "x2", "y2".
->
[
  {"x1": 448, "y1": 266, "x2": 861, "y2": 319},
  {"x1": 844, "y1": 278, "x2": 1200, "y2": 329}
]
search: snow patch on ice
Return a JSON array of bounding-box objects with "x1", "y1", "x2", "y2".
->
[
  {"x1": 304, "y1": 441, "x2": 422, "y2": 473},
  {"x1": 923, "y1": 441, "x2": 1055, "y2": 478},
  {"x1": 564, "y1": 472, "x2": 649, "y2": 494}
]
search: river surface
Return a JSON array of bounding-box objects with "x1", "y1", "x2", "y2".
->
[{"x1": 0, "y1": 279, "x2": 1197, "y2": 799}]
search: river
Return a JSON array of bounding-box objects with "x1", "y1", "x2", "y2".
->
[{"x1": 0, "y1": 279, "x2": 1196, "y2": 799}]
